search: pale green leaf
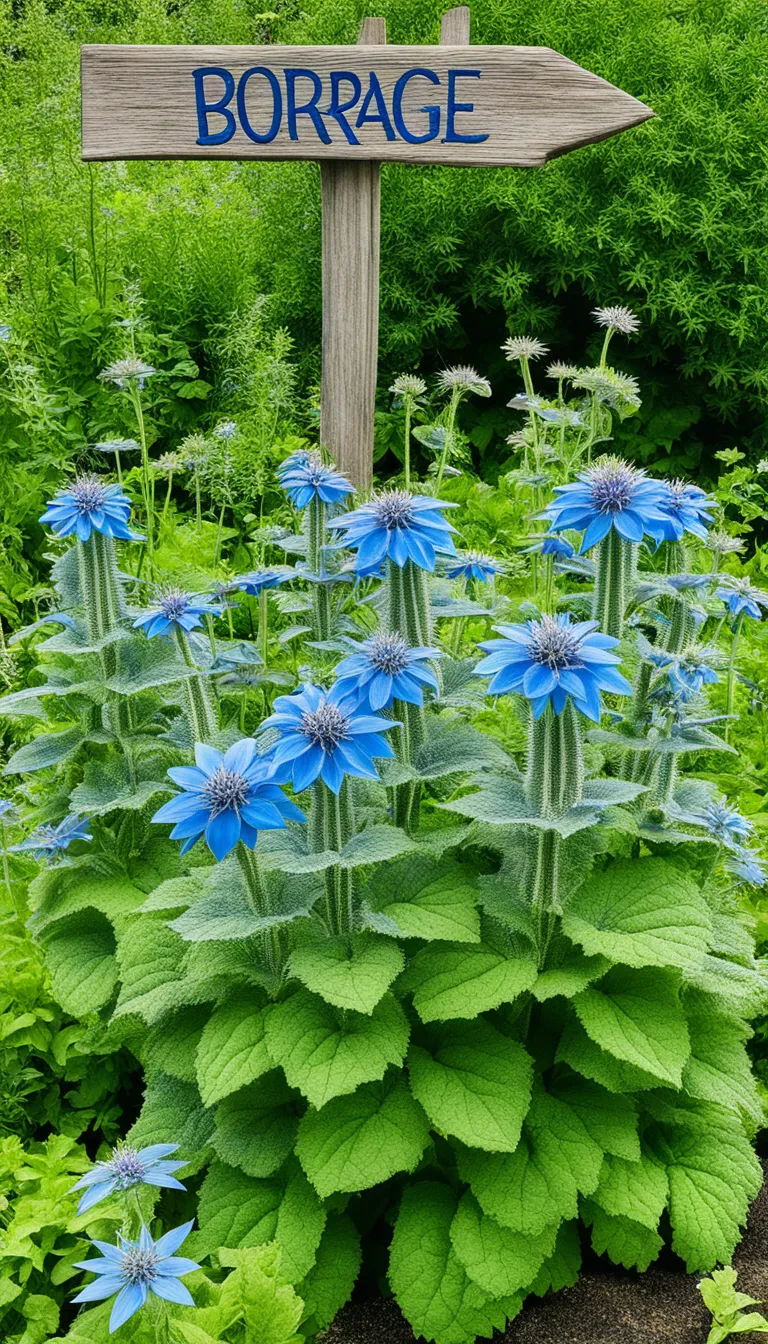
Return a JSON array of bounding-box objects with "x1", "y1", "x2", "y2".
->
[
  {"x1": 450, "y1": 1193, "x2": 558, "y2": 1296},
  {"x1": 190, "y1": 1161, "x2": 281, "y2": 1261},
  {"x1": 212, "y1": 1074, "x2": 298, "y2": 1178},
  {"x1": 127, "y1": 1072, "x2": 214, "y2": 1159},
  {"x1": 296, "y1": 1076, "x2": 429, "y2": 1198},
  {"x1": 399, "y1": 943, "x2": 536, "y2": 1022},
  {"x1": 528, "y1": 1221, "x2": 581, "y2": 1296},
  {"x1": 145, "y1": 1005, "x2": 209, "y2": 1083},
  {"x1": 574, "y1": 967, "x2": 691, "y2": 1086},
  {"x1": 43, "y1": 912, "x2": 116, "y2": 1016},
  {"x1": 196, "y1": 993, "x2": 273, "y2": 1107},
  {"x1": 289, "y1": 934, "x2": 404, "y2": 1014},
  {"x1": 592, "y1": 1149, "x2": 668, "y2": 1231},
  {"x1": 3, "y1": 725, "x2": 85, "y2": 775},
  {"x1": 299, "y1": 1214, "x2": 361, "y2": 1332},
  {"x1": 582, "y1": 1199, "x2": 664, "y2": 1271},
  {"x1": 683, "y1": 997, "x2": 763, "y2": 1122},
  {"x1": 365, "y1": 856, "x2": 481, "y2": 944}
]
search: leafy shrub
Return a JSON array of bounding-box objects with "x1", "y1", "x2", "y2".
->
[{"x1": 3, "y1": 320, "x2": 767, "y2": 1342}]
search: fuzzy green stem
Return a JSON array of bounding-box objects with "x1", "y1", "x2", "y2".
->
[
  {"x1": 593, "y1": 528, "x2": 630, "y2": 639},
  {"x1": 175, "y1": 628, "x2": 218, "y2": 741},
  {"x1": 78, "y1": 530, "x2": 127, "y2": 644},
  {"x1": 310, "y1": 779, "x2": 354, "y2": 934},
  {"x1": 128, "y1": 383, "x2": 154, "y2": 563},
  {"x1": 666, "y1": 598, "x2": 695, "y2": 655},
  {"x1": 725, "y1": 612, "x2": 744, "y2": 744},
  {"x1": 434, "y1": 389, "x2": 461, "y2": 496},
  {"x1": 530, "y1": 829, "x2": 562, "y2": 967},
  {"x1": 385, "y1": 558, "x2": 432, "y2": 647},
  {"x1": 214, "y1": 502, "x2": 226, "y2": 565},
  {"x1": 161, "y1": 472, "x2": 173, "y2": 527},
  {"x1": 237, "y1": 843, "x2": 284, "y2": 974},
  {"x1": 259, "y1": 588, "x2": 269, "y2": 664},
  {"x1": 404, "y1": 399, "x2": 412, "y2": 490},
  {"x1": 526, "y1": 700, "x2": 584, "y2": 820},
  {"x1": 650, "y1": 751, "x2": 677, "y2": 809}
]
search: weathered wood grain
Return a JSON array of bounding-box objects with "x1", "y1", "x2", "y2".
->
[
  {"x1": 440, "y1": 6, "x2": 471, "y2": 45},
  {"x1": 319, "y1": 16, "x2": 386, "y2": 488},
  {"x1": 81, "y1": 43, "x2": 653, "y2": 166}
]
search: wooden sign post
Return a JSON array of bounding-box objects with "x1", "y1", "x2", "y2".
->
[{"x1": 81, "y1": 9, "x2": 652, "y2": 486}]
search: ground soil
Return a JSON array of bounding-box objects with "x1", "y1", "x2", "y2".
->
[{"x1": 323, "y1": 1163, "x2": 768, "y2": 1343}]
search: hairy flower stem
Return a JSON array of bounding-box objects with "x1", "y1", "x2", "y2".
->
[
  {"x1": 161, "y1": 471, "x2": 174, "y2": 527},
  {"x1": 650, "y1": 752, "x2": 677, "y2": 809},
  {"x1": 259, "y1": 589, "x2": 269, "y2": 665},
  {"x1": 526, "y1": 701, "x2": 584, "y2": 820},
  {"x1": 307, "y1": 497, "x2": 331, "y2": 640},
  {"x1": 434, "y1": 389, "x2": 461, "y2": 496},
  {"x1": 127, "y1": 383, "x2": 154, "y2": 565},
  {"x1": 666, "y1": 598, "x2": 696, "y2": 655},
  {"x1": 78, "y1": 531, "x2": 127, "y2": 646},
  {"x1": 386, "y1": 560, "x2": 430, "y2": 829},
  {"x1": 310, "y1": 779, "x2": 354, "y2": 935},
  {"x1": 593, "y1": 530, "x2": 633, "y2": 639},
  {"x1": 530, "y1": 829, "x2": 562, "y2": 968},
  {"x1": 404, "y1": 398, "x2": 412, "y2": 490},
  {"x1": 725, "y1": 612, "x2": 745, "y2": 744},
  {"x1": 237, "y1": 843, "x2": 283, "y2": 973},
  {"x1": 175, "y1": 629, "x2": 218, "y2": 741}
]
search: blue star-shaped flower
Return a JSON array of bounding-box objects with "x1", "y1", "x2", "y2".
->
[
  {"x1": 648, "y1": 480, "x2": 715, "y2": 544},
  {"x1": 40, "y1": 475, "x2": 142, "y2": 543},
  {"x1": 152, "y1": 739, "x2": 305, "y2": 861},
  {"x1": 72, "y1": 1221, "x2": 199, "y2": 1333},
  {"x1": 261, "y1": 682, "x2": 397, "y2": 794},
  {"x1": 542, "y1": 457, "x2": 670, "y2": 553},
  {"x1": 69, "y1": 1144, "x2": 187, "y2": 1216},
  {"x1": 10, "y1": 815, "x2": 91, "y2": 860},
  {"x1": 327, "y1": 489, "x2": 458, "y2": 575},
  {"x1": 279, "y1": 452, "x2": 354, "y2": 509},
  {"x1": 474, "y1": 613, "x2": 631, "y2": 720},
  {"x1": 716, "y1": 577, "x2": 768, "y2": 621},
  {"x1": 133, "y1": 588, "x2": 224, "y2": 639},
  {"x1": 725, "y1": 848, "x2": 766, "y2": 887},
  {"x1": 232, "y1": 569, "x2": 288, "y2": 595},
  {"x1": 334, "y1": 634, "x2": 441, "y2": 711},
  {"x1": 446, "y1": 551, "x2": 505, "y2": 582}
]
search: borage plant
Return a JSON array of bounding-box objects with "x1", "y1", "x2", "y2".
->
[{"x1": 4, "y1": 355, "x2": 767, "y2": 1344}]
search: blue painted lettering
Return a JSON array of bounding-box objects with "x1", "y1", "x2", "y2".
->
[
  {"x1": 444, "y1": 70, "x2": 489, "y2": 144},
  {"x1": 392, "y1": 68, "x2": 441, "y2": 144},
  {"x1": 237, "y1": 67, "x2": 282, "y2": 143},
  {"x1": 193, "y1": 67, "x2": 236, "y2": 146},
  {"x1": 356, "y1": 71, "x2": 396, "y2": 141},
  {"x1": 326, "y1": 72, "x2": 362, "y2": 145},
  {"x1": 285, "y1": 68, "x2": 331, "y2": 144}
]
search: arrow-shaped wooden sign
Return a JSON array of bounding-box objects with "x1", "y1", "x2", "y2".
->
[
  {"x1": 81, "y1": 42, "x2": 652, "y2": 166},
  {"x1": 80, "y1": 10, "x2": 652, "y2": 487}
]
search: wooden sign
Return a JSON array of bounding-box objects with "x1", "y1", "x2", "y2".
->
[
  {"x1": 80, "y1": 9, "x2": 652, "y2": 488},
  {"x1": 81, "y1": 42, "x2": 651, "y2": 167}
]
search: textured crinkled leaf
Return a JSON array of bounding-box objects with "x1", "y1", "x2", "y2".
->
[
  {"x1": 592, "y1": 1149, "x2": 668, "y2": 1231},
  {"x1": 296, "y1": 1077, "x2": 429, "y2": 1198},
  {"x1": 29, "y1": 863, "x2": 145, "y2": 932},
  {"x1": 562, "y1": 859, "x2": 711, "y2": 972},
  {"x1": 212, "y1": 1074, "x2": 298, "y2": 1178},
  {"x1": 529, "y1": 1220, "x2": 581, "y2": 1296},
  {"x1": 265, "y1": 989, "x2": 409, "y2": 1108},
  {"x1": 170, "y1": 858, "x2": 318, "y2": 941},
  {"x1": 190, "y1": 1161, "x2": 282, "y2": 1260},
  {"x1": 580, "y1": 779, "x2": 649, "y2": 805},
  {"x1": 574, "y1": 967, "x2": 691, "y2": 1086},
  {"x1": 299, "y1": 1214, "x2": 361, "y2": 1332},
  {"x1": 364, "y1": 856, "x2": 481, "y2": 943},
  {"x1": 127, "y1": 1072, "x2": 214, "y2": 1160},
  {"x1": 649, "y1": 1104, "x2": 762, "y2": 1270},
  {"x1": 217, "y1": 1243, "x2": 305, "y2": 1343},
  {"x1": 390, "y1": 1183, "x2": 512, "y2": 1344},
  {"x1": 450, "y1": 1193, "x2": 558, "y2": 1297},
  {"x1": 548, "y1": 1075, "x2": 640, "y2": 1162},
  {"x1": 682, "y1": 998, "x2": 762, "y2": 1122},
  {"x1": 684, "y1": 955, "x2": 768, "y2": 1016},
  {"x1": 408, "y1": 1019, "x2": 533, "y2": 1153},
  {"x1": 457, "y1": 1082, "x2": 604, "y2": 1235},
  {"x1": 413, "y1": 722, "x2": 511, "y2": 780},
  {"x1": 399, "y1": 943, "x2": 536, "y2": 1022},
  {"x1": 441, "y1": 777, "x2": 599, "y2": 835},
  {"x1": 43, "y1": 912, "x2": 117, "y2": 1016},
  {"x1": 556, "y1": 1015, "x2": 662, "y2": 1093},
  {"x1": 70, "y1": 755, "x2": 174, "y2": 816},
  {"x1": 273, "y1": 1164, "x2": 328, "y2": 1284},
  {"x1": 145, "y1": 1004, "x2": 209, "y2": 1083},
  {"x1": 532, "y1": 946, "x2": 610, "y2": 1002},
  {"x1": 196, "y1": 993, "x2": 273, "y2": 1107},
  {"x1": 3, "y1": 725, "x2": 86, "y2": 775},
  {"x1": 338, "y1": 825, "x2": 417, "y2": 868},
  {"x1": 581, "y1": 1199, "x2": 664, "y2": 1271},
  {"x1": 105, "y1": 636, "x2": 195, "y2": 694},
  {"x1": 289, "y1": 935, "x2": 404, "y2": 1014},
  {"x1": 115, "y1": 915, "x2": 187, "y2": 1019},
  {"x1": 139, "y1": 870, "x2": 211, "y2": 913}
]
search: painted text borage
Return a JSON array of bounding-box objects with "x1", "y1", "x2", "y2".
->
[{"x1": 80, "y1": 12, "x2": 653, "y2": 484}]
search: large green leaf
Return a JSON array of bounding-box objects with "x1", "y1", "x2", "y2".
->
[
  {"x1": 195, "y1": 993, "x2": 273, "y2": 1107},
  {"x1": 399, "y1": 943, "x2": 536, "y2": 1022},
  {"x1": 299, "y1": 1214, "x2": 361, "y2": 1333},
  {"x1": 43, "y1": 912, "x2": 117, "y2": 1016},
  {"x1": 408, "y1": 1020, "x2": 533, "y2": 1153},
  {"x1": 682, "y1": 995, "x2": 762, "y2": 1122},
  {"x1": 170, "y1": 858, "x2": 318, "y2": 941},
  {"x1": 115, "y1": 915, "x2": 187, "y2": 1020},
  {"x1": 29, "y1": 862, "x2": 145, "y2": 932},
  {"x1": 365, "y1": 856, "x2": 481, "y2": 943},
  {"x1": 412, "y1": 721, "x2": 511, "y2": 780},
  {"x1": 581, "y1": 1199, "x2": 664, "y2": 1272},
  {"x1": 145, "y1": 1005, "x2": 210, "y2": 1083},
  {"x1": 265, "y1": 989, "x2": 409, "y2": 1108},
  {"x1": 126, "y1": 1073, "x2": 213, "y2": 1167},
  {"x1": 3, "y1": 725, "x2": 86, "y2": 775},
  {"x1": 449, "y1": 1193, "x2": 558, "y2": 1297},
  {"x1": 562, "y1": 858, "x2": 711, "y2": 972},
  {"x1": 289, "y1": 934, "x2": 404, "y2": 1014},
  {"x1": 212, "y1": 1073, "x2": 298, "y2": 1178},
  {"x1": 591, "y1": 1149, "x2": 668, "y2": 1231},
  {"x1": 556, "y1": 1015, "x2": 664, "y2": 1094},
  {"x1": 548, "y1": 1074, "x2": 640, "y2": 1162},
  {"x1": 390, "y1": 1183, "x2": 515, "y2": 1344},
  {"x1": 574, "y1": 966, "x2": 691, "y2": 1086},
  {"x1": 296, "y1": 1076, "x2": 429, "y2": 1198}
]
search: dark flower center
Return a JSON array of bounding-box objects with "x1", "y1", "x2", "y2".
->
[
  {"x1": 202, "y1": 766, "x2": 251, "y2": 815},
  {"x1": 72, "y1": 474, "x2": 106, "y2": 515},
  {"x1": 157, "y1": 587, "x2": 191, "y2": 620},
  {"x1": 528, "y1": 616, "x2": 583, "y2": 671},
  {"x1": 587, "y1": 458, "x2": 640, "y2": 514},
  {"x1": 121, "y1": 1248, "x2": 161, "y2": 1285},
  {"x1": 109, "y1": 1147, "x2": 145, "y2": 1186},
  {"x1": 367, "y1": 633, "x2": 409, "y2": 675},
  {"x1": 373, "y1": 490, "x2": 416, "y2": 532},
  {"x1": 299, "y1": 702, "x2": 350, "y2": 751}
]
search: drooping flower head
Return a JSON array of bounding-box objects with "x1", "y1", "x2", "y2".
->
[
  {"x1": 435, "y1": 366, "x2": 491, "y2": 398},
  {"x1": 726, "y1": 849, "x2": 767, "y2": 887},
  {"x1": 446, "y1": 550, "x2": 505, "y2": 582},
  {"x1": 152, "y1": 739, "x2": 305, "y2": 861},
  {"x1": 133, "y1": 588, "x2": 224, "y2": 639},
  {"x1": 70, "y1": 1144, "x2": 187, "y2": 1216},
  {"x1": 213, "y1": 420, "x2": 236, "y2": 441},
  {"x1": 475, "y1": 613, "x2": 631, "y2": 721},
  {"x1": 571, "y1": 368, "x2": 642, "y2": 412},
  {"x1": 40, "y1": 475, "x2": 142, "y2": 543},
  {"x1": 540, "y1": 535, "x2": 575, "y2": 558},
  {"x1": 10, "y1": 815, "x2": 91, "y2": 861},
  {"x1": 665, "y1": 648, "x2": 719, "y2": 701},
  {"x1": 261, "y1": 682, "x2": 397, "y2": 794},
  {"x1": 648, "y1": 479, "x2": 715, "y2": 544},
  {"x1": 333, "y1": 634, "x2": 441, "y2": 712},
  {"x1": 99, "y1": 358, "x2": 156, "y2": 390},
  {"x1": 327, "y1": 489, "x2": 458, "y2": 575},
  {"x1": 93, "y1": 438, "x2": 141, "y2": 457},
  {"x1": 705, "y1": 531, "x2": 745, "y2": 558},
  {"x1": 716, "y1": 576, "x2": 768, "y2": 622},
  {"x1": 592, "y1": 306, "x2": 640, "y2": 335},
  {"x1": 543, "y1": 457, "x2": 669, "y2": 552},
  {"x1": 73, "y1": 1221, "x2": 198, "y2": 1333},
  {"x1": 502, "y1": 337, "x2": 550, "y2": 362},
  {"x1": 279, "y1": 451, "x2": 354, "y2": 510},
  {"x1": 390, "y1": 373, "x2": 427, "y2": 401},
  {"x1": 232, "y1": 569, "x2": 288, "y2": 596}
]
